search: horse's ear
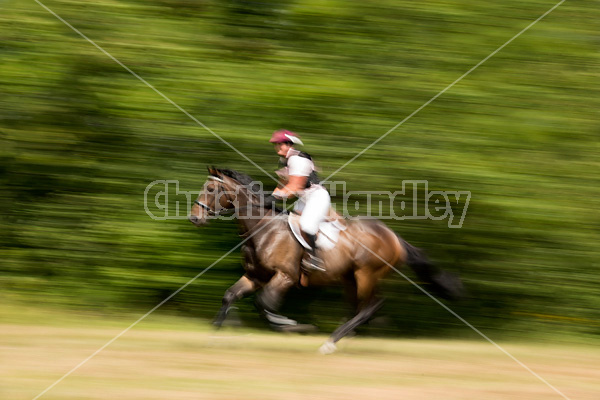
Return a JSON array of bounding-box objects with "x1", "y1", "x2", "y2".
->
[{"x1": 207, "y1": 165, "x2": 218, "y2": 176}]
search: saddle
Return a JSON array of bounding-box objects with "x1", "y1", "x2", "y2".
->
[{"x1": 288, "y1": 208, "x2": 347, "y2": 251}]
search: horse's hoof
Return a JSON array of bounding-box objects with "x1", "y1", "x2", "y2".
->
[
  {"x1": 319, "y1": 340, "x2": 337, "y2": 355},
  {"x1": 265, "y1": 310, "x2": 297, "y2": 326}
]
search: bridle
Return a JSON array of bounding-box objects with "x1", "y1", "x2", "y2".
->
[
  {"x1": 193, "y1": 199, "x2": 219, "y2": 216},
  {"x1": 193, "y1": 176, "x2": 234, "y2": 217},
  {"x1": 193, "y1": 175, "x2": 271, "y2": 218}
]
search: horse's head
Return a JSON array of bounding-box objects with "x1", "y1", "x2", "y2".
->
[
  {"x1": 188, "y1": 167, "x2": 235, "y2": 226},
  {"x1": 188, "y1": 166, "x2": 258, "y2": 226}
]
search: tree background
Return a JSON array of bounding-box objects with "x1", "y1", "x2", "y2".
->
[{"x1": 1, "y1": 0, "x2": 598, "y2": 340}]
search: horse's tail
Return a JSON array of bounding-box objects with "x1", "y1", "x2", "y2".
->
[{"x1": 397, "y1": 235, "x2": 464, "y2": 300}]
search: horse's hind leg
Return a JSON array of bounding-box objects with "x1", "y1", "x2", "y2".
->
[
  {"x1": 213, "y1": 274, "x2": 258, "y2": 328},
  {"x1": 320, "y1": 269, "x2": 383, "y2": 354}
]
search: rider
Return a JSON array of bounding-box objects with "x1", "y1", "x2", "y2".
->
[{"x1": 266, "y1": 129, "x2": 330, "y2": 271}]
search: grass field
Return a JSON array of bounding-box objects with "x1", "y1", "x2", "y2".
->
[{"x1": 2, "y1": 306, "x2": 598, "y2": 400}]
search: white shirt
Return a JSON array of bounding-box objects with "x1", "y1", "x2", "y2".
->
[{"x1": 286, "y1": 148, "x2": 314, "y2": 177}]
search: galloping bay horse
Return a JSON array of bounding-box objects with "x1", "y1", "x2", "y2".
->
[{"x1": 189, "y1": 167, "x2": 463, "y2": 354}]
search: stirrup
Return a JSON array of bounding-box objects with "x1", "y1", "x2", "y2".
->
[{"x1": 302, "y1": 254, "x2": 326, "y2": 272}]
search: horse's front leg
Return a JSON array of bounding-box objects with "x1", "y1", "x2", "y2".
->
[
  {"x1": 213, "y1": 274, "x2": 258, "y2": 328},
  {"x1": 256, "y1": 270, "x2": 297, "y2": 328}
]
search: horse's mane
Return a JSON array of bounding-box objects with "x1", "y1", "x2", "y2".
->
[
  {"x1": 214, "y1": 168, "x2": 263, "y2": 196},
  {"x1": 211, "y1": 168, "x2": 285, "y2": 213}
]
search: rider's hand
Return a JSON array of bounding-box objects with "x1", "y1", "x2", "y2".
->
[{"x1": 273, "y1": 187, "x2": 287, "y2": 199}]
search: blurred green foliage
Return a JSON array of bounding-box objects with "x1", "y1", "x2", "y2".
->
[{"x1": 1, "y1": 0, "x2": 599, "y2": 340}]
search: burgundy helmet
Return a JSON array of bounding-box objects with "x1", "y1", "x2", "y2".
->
[{"x1": 269, "y1": 129, "x2": 304, "y2": 145}]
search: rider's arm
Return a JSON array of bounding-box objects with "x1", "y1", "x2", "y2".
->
[
  {"x1": 273, "y1": 175, "x2": 308, "y2": 199},
  {"x1": 273, "y1": 155, "x2": 312, "y2": 199}
]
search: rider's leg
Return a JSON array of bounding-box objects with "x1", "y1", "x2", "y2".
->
[
  {"x1": 304, "y1": 232, "x2": 317, "y2": 251},
  {"x1": 299, "y1": 187, "x2": 330, "y2": 270}
]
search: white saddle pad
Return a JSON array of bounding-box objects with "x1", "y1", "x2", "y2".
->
[{"x1": 288, "y1": 213, "x2": 346, "y2": 251}]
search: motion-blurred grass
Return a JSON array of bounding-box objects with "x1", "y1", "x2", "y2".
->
[
  {"x1": 2, "y1": 306, "x2": 600, "y2": 400},
  {"x1": 1, "y1": 0, "x2": 599, "y2": 340}
]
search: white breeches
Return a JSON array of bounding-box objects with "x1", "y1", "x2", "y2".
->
[{"x1": 294, "y1": 185, "x2": 331, "y2": 235}]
